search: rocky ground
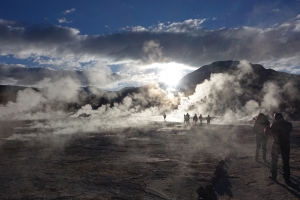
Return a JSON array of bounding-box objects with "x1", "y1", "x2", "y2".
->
[{"x1": 0, "y1": 120, "x2": 300, "y2": 199}]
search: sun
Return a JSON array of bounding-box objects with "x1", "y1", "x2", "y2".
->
[
  {"x1": 143, "y1": 62, "x2": 195, "y2": 87},
  {"x1": 156, "y1": 62, "x2": 194, "y2": 87},
  {"x1": 158, "y1": 69, "x2": 182, "y2": 87}
]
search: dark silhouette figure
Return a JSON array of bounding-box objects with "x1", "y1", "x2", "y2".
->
[
  {"x1": 253, "y1": 113, "x2": 270, "y2": 162},
  {"x1": 163, "y1": 113, "x2": 166, "y2": 121},
  {"x1": 199, "y1": 114, "x2": 203, "y2": 124},
  {"x1": 268, "y1": 113, "x2": 293, "y2": 183},
  {"x1": 193, "y1": 114, "x2": 198, "y2": 124},
  {"x1": 207, "y1": 115, "x2": 211, "y2": 124},
  {"x1": 186, "y1": 113, "x2": 190, "y2": 125},
  {"x1": 197, "y1": 185, "x2": 217, "y2": 200}
]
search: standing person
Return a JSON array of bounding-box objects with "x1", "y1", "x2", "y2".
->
[
  {"x1": 207, "y1": 115, "x2": 211, "y2": 124},
  {"x1": 268, "y1": 113, "x2": 292, "y2": 183},
  {"x1": 163, "y1": 113, "x2": 166, "y2": 121},
  {"x1": 199, "y1": 114, "x2": 203, "y2": 124},
  {"x1": 193, "y1": 114, "x2": 198, "y2": 124},
  {"x1": 253, "y1": 113, "x2": 270, "y2": 162},
  {"x1": 186, "y1": 113, "x2": 190, "y2": 125}
]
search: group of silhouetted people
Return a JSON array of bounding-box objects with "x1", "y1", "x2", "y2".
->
[
  {"x1": 184, "y1": 113, "x2": 211, "y2": 125},
  {"x1": 162, "y1": 113, "x2": 211, "y2": 124},
  {"x1": 253, "y1": 112, "x2": 292, "y2": 184}
]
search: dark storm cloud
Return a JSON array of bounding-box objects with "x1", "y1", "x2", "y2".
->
[
  {"x1": 0, "y1": 21, "x2": 78, "y2": 43},
  {"x1": 1, "y1": 18, "x2": 300, "y2": 71}
]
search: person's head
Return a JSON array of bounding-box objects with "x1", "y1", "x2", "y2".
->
[
  {"x1": 255, "y1": 113, "x2": 268, "y2": 123},
  {"x1": 274, "y1": 113, "x2": 284, "y2": 121},
  {"x1": 257, "y1": 113, "x2": 265, "y2": 119}
]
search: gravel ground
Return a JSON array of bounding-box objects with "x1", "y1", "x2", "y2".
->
[{"x1": 0, "y1": 120, "x2": 300, "y2": 199}]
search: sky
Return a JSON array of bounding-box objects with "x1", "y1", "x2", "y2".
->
[{"x1": 1, "y1": 0, "x2": 300, "y2": 90}]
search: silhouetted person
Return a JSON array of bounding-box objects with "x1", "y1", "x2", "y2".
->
[
  {"x1": 199, "y1": 114, "x2": 203, "y2": 124},
  {"x1": 163, "y1": 113, "x2": 166, "y2": 121},
  {"x1": 207, "y1": 115, "x2": 211, "y2": 124},
  {"x1": 253, "y1": 113, "x2": 270, "y2": 162},
  {"x1": 186, "y1": 113, "x2": 190, "y2": 125},
  {"x1": 267, "y1": 113, "x2": 292, "y2": 183},
  {"x1": 193, "y1": 114, "x2": 198, "y2": 124}
]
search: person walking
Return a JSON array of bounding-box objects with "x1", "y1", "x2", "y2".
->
[
  {"x1": 207, "y1": 115, "x2": 211, "y2": 124},
  {"x1": 199, "y1": 114, "x2": 203, "y2": 124},
  {"x1": 267, "y1": 113, "x2": 293, "y2": 183},
  {"x1": 253, "y1": 113, "x2": 270, "y2": 162},
  {"x1": 193, "y1": 114, "x2": 198, "y2": 124},
  {"x1": 186, "y1": 113, "x2": 190, "y2": 125}
]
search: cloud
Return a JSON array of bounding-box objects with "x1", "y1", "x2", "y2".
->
[
  {"x1": 122, "y1": 19, "x2": 206, "y2": 33},
  {"x1": 0, "y1": 19, "x2": 16, "y2": 26},
  {"x1": 63, "y1": 8, "x2": 76, "y2": 15},
  {"x1": 1, "y1": 18, "x2": 300, "y2": 75},
  {"x1": 272, "y1": 9, "x2": 280, "y2": 12},
  {"x1": 58, "y1": 18, "x2": 72, "y2": 23},
  {"x1": 261, "y1": 54, "x2": 300, "y2": 74}
]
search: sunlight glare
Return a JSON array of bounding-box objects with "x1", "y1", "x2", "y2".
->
[
  {"x1": 155, "y1": 62, "x2": 194, "y2": 87},
  {"x1": 142, "y1": 62, "x2": 195, "y2": 87},
  {"x1": 158, "y1": 69, "x2": 182, "y2": 86}
]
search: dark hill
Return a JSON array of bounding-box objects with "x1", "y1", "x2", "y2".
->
[
  {"x1": 178, "y1": 60, "x2": 299, "y2": 94},
  {"x1": 0, "y1": 85, "x2": 38, "y2": 104},
  {"x1": 178, "y1": 60, "x2": 300, "y2": 119}
]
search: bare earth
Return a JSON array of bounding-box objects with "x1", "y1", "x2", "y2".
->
[{"x1": 0, "y1": 120, "x2": 300, "y2": 200}]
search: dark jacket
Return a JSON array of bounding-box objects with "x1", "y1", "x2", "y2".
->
[
  {"x1": 270, "y1": 119, "x2": 292, "y2": 147},
  {"x1": 253, "y1": 118, "x2": 270, "y2": 136}
]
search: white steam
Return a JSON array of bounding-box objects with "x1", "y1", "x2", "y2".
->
[
  {"x1": 0, "y1": 77, "x2": 80, "y2": 120},
  {"x1": 169, "y1": 60, "x2": 297, "y2": 123},
  {"x1": 1, "y1": 60, "x2": 298, "y2": 137}
]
